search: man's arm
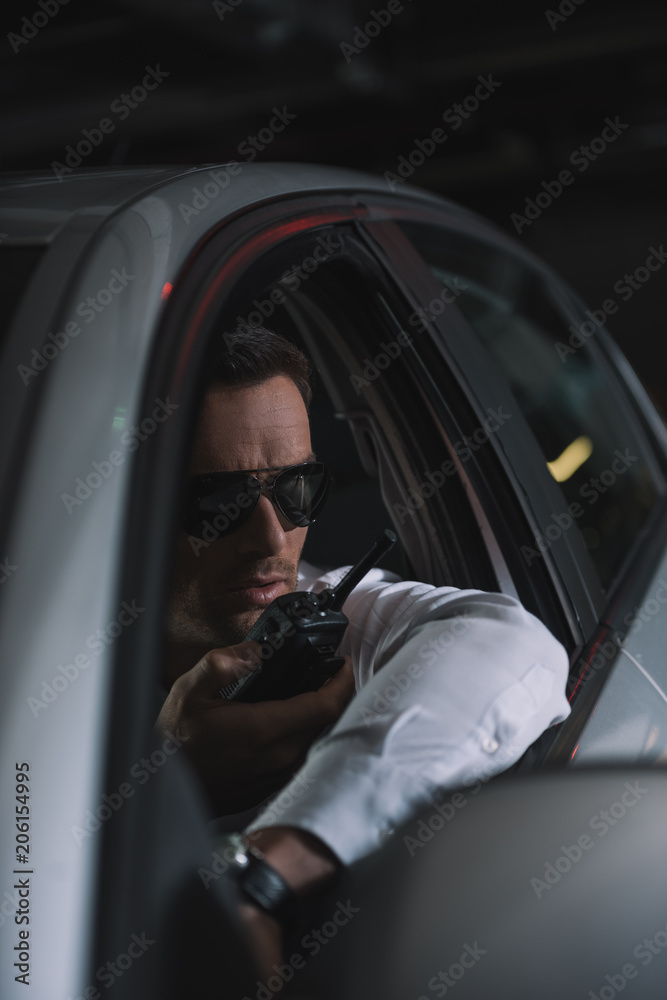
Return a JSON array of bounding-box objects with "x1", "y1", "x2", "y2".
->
[
  {"x1": 235, "y1": 590, "x2": 570, "y2": 972},
  {"x1": 245, "y1": 591, "x2": 571, "y2": 864},
  {"x1": 156, "y1": 642, "x2": 351, "y2": 976},
  {"x1": 234, "y1": 826, "x2": 342, "y2": 977}
]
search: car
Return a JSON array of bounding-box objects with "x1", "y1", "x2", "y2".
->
[{"x1": 1, "y1": 163, "x2": 666, "y2": 999}]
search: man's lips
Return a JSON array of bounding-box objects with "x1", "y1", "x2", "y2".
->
[{"x1": 227, "y1": 578, "x2": 288, "y2": 604}]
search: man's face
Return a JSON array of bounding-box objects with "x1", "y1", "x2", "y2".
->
[{"x1": 167, "y1": 374, "x2": 312, "y2": 652}]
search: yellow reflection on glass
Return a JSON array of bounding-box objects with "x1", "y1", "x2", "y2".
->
[{"x1": 547, "y1": 435, "x2": 593, "y2": 482}]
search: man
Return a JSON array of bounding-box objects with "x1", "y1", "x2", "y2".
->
[{"x1": 157, "y1": 327, "x2": 570, "y2": 972}]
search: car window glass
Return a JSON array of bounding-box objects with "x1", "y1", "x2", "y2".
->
[
  {"x1": 397, "y1": 220, "x2": 660, "y2": 591},
  {"x1": 189, "y1": 227, "x2": 500, "y2": 594}
]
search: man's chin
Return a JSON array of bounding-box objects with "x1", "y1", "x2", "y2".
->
[
  {"x1": 218, "y1": 607, "x2": 265, "y2": 646},
  {"x1": 167, "y1": 575, "x2": 296, "y2": 650},
  {"x1": 166, "y1": 608, "x2": 260, "y2": 651},
  {"x1": 207, "y1": 602, "x2": 272, "y2": 648}
]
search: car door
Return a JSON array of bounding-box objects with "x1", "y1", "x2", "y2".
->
[
  {"x1": 359, "y1": 210, "x2": 667, "y2": 767},
  {"x1": 2, "y1": 165, "x2": 516, "y2": 999}
]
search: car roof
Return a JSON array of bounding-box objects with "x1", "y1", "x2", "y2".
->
[{"x1": 0, "y1": 162, "x2": 478, "y2": 244}]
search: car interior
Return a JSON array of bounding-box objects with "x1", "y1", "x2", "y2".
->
[
  {"x1": 151, "y1": 208, "x2": 667, "y2": 817},
  {"x1": 170, "y1": 223, "x2": 503, "y2": 602}
]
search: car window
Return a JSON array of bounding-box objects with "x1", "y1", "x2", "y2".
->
[
  {"x1": 179, "y1": 223, "x2": 501, "y2": 596},
  {"x1": 396, "y1": 221, "x2": 661, "y2": 592}
]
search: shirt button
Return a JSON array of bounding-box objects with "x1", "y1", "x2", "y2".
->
[{"x1": 482, "y1": 737, "x2": 499, "y2": 753}]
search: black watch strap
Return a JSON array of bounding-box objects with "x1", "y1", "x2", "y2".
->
[{"x1": 220, "y1": 833, "x2": 298, "y2": 926}]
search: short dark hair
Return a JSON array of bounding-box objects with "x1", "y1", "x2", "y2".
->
[{"x1": 214, "y1": 327, "x2": 312, "y2": 410}]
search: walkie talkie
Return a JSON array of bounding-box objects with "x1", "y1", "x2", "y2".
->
[{"x1": 219, "y1": 529, "x2": 397, "y2": 703}]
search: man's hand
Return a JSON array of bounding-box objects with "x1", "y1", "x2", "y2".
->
[{"x1": 156, "y1": 642, "x2": 355, "y2": 815}]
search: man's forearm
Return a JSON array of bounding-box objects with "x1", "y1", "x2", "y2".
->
[
  {"x1": 246, "y1": 603, "x2": 571, "y2": 865},
  {"x1": 236, "y1": 825, "x2": 342, "y2": 978},
  {"x1": 245, "y1": 824, "x2": 342, "y2": 895}
]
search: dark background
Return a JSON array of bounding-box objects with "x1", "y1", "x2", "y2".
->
[{"x1": 2, "y1": 0, "x2": 666, "y2": 408}]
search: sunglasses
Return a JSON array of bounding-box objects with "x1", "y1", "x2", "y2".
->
[{"x1": 181, "y1": 461, "x2": 331, "y2": 540}]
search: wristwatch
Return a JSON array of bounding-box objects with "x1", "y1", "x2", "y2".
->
[{"x1": 218, "y1": 832, "x2": 298, "y2": 926}]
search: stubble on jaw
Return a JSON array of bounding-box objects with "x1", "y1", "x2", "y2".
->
[
  {"x1": 165, "y1": 559, "x2": 300, "y2": 651},
  {"x1": 165, "y1": 587, "x2": 250, "y2": 650}
]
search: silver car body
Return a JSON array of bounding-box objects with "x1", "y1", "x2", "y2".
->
[{"x1": 0, "y1": 164, "x2": 665, "y2": 997}]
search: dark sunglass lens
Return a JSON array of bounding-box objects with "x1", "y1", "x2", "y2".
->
[
  {"x1": 276, "y1": 464, "x2": 330, "y2": 526},
  {"x1": 183, "y1": 475, "x2": 259, "y2": 538}
]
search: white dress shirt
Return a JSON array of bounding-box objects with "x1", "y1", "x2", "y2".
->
[{"x1": 240, "y1": 561, "x2": 571, "y2": 864}]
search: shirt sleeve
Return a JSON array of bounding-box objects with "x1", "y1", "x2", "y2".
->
[{"x1": 245, "y1": 573, "x2": 571, "y2": 864}]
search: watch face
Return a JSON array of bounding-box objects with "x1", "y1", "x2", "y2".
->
[
  {"x1": 216, "y1": 834, "x2": 297, "y2": 925},
  {"x1": 225, "y1": 833, "x2": 250, "y2": 868}
]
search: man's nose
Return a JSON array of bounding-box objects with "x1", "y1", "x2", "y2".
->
[{"x1": 235, "y1": 494, "x2": 291, "y2": 557}]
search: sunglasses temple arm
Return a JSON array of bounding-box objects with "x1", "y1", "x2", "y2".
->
[{"x1": 327, "y1": 529, "x2": 397, "y2": 611}]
